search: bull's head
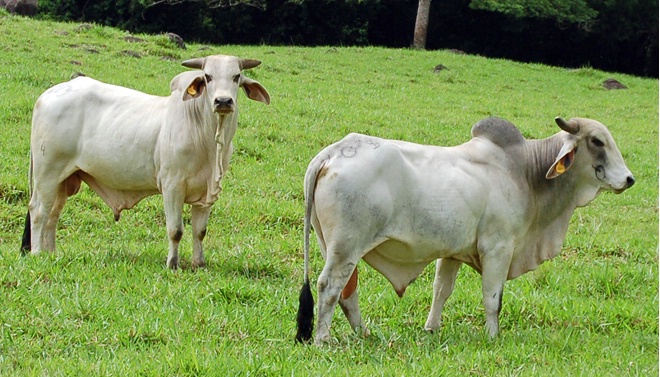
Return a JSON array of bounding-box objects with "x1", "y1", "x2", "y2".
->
[
  {"x1": 180, "y1": 54, "x2": 270, "y2": 113},
  {"x1": 546, "y1": 117, "x2": 635, "y2": 194}
]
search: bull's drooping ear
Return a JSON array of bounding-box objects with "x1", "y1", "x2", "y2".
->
[
  {"x1": 240, "y1": 59, "x2": 261, "y2": 70},
  {"x1": 181, "y1": 57, "x2": 206, "y2": 70},
  {"x1": 241, "y1": 76, "x2": 270, "y2": 105},
  {"x1": 183, "y1": 76, "x2": 206, "y2": 101},
  {"x1": 555, "y1": 117, "x2": 580, "y2": 134},
  {"x1": 546, "y1": 139, "x2": 577, "y2": 179}
]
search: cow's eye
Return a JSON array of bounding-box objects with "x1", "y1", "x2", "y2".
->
[
  {"x1": 233, "y1": 74, "x2": 240, "y2": 83},
  {"x1": 205, "y1": 74, "x2": 212, "y2": 82},
  {"x1": 591, "y1": 137, "x2": 605, "y2": 147}
]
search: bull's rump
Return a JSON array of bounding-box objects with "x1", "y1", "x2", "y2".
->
[
  {"x1": 310, "y1": 133, "x2": 496, "y2": 266},
  {"x1": 31, "y1": 77, "x2": 166, "y2": 191}
]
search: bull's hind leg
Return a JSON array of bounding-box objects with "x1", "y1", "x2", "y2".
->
[
  {"x1": 315, "y1": 252, "x2": 363, "y2": 344},
  {"x1": 338, "y1": 268, "x2": 369, "y2": 337},
  {"x1": 191, "y1": 205, "x2": 212, "y2": 269},
  {"x1": 424, "y1": 258, "x2": 462, "y2": 332}
]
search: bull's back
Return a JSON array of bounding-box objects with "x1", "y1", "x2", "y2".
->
[{"x1": 311, "y1": 133, "x2": 492, "y2": 258}]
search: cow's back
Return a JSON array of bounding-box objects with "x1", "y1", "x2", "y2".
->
[
  {"x1": 33, "y1": 77, "x2": 164, "y2": 132},
  {"x1": 31, "y1": 77, "x2": 167, "y2": 191}
]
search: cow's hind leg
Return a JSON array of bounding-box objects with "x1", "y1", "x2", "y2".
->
[
  {"x1": 424, "y1": 258, "x2": 462, "y2": 332},
  {"x1": 30, "y1": 179, "x2": 70, "y2": 252},
  {"x1": 191, "y1": 205, "x2": 212, "y2": 269},
  {"x1": 338, "y1": 268, "x2": 369, "y2": 337},
  {"x1": 315, "y1": 253, "x2": 362, "y2": 344}
]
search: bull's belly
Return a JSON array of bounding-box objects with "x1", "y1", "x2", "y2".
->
[
  {"x1": 362, "y1": 237, "x2": 478, "y2": 296},
  {"x1": 373, "y1": 237, "x2": 475, "y2": 263}
]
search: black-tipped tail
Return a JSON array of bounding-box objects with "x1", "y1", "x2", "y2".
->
[
  {"x1": 295, "y1": 279, "x2": 314, "y2": 343},
  {"x1": 20, "y1": 210, "x2": 31, "y2": 255}
]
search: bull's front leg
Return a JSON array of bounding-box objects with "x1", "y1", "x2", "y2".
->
[
  {"x1": 478, "y1": 242, "x2": 513, "y2": 338},
  {"x1": 163, "y1": 186, "x2": 185, "y2": 269},
  {"x1": 191, "y1": 205, "x2": 212, "y2": 269},
  {"x1": 424, "y1": 258, "x2": 462, "y2": 332}
]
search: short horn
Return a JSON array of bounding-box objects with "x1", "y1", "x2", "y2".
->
[
  {"x1": 555, "y1": 117, "x2": 580, "y2": 134},
  {"x1": 181, "y1": 57, "x2": 206, "y2": 69},
  {"x1": 240, "y1": 59, "x2": 261, "y2": 70}
]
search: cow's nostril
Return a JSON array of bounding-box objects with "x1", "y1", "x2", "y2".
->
[
  {"x1": 214, "y1": 97, "x2": 233, "y2": 107},
  {"x1": 626, "y1": 175, "x2": 635, "y2": 187}
]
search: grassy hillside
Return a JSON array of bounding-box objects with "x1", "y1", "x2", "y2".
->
[{"x1": 0, "y1": 10, "x2": 658, "y2": 376}]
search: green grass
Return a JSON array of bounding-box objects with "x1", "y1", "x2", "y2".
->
[{"x1": 0, "y1": 10, "x2": 658, "y2": 376}]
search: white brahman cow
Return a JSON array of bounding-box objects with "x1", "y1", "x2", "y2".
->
[
  {"x1": 296, "y1": 116, "x2": 634, "y2": 343},
  {"x1": 21, "y1": 54, "x2": 270, "y2": 269}
]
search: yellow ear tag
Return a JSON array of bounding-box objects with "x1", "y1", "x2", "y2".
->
[
  {"x1": 556, "y1": 161, "x2": 565, "y2": 173},
  {"x1": 187, "y1": 85, "x2": 197, "y2": 96}
]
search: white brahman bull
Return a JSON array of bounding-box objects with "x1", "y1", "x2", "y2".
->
[
  {"x1": 20, "y1": 54, "x2": 270, "y2": 269},
  {"x1": 296, "y1": 116, "x2": 634, "y2": 343}
]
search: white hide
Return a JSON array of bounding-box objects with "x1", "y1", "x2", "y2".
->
[
  {"x1": 26, "y1": 54, "x2": 270, "y2": 269},
  {"x1": 302, "y1": 117, "x2": 634, "y2": 343}
]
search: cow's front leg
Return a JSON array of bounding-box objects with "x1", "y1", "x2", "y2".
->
[
  {"x1": 424, "y1": 258, "x2": 462, "y2": 332},
  {"x1": 191, "y1": 205, "x2": 212, "y2": 269},
  {"x1": 163, "y1": 187, "x2": 185, "y2": 270},
  {"x1": 479, "y1": 242, "x2": 513, "y2": 338}
]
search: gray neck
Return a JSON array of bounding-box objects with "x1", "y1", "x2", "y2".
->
[{"x1": 521, "y1": 135, "x2": 579, "y2": 223}]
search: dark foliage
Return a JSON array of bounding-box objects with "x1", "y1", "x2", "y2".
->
[{"x1": 36, "y1": 0, "x2": 658, "y2": 77}]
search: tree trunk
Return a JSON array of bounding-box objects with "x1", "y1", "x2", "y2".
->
[{"x1": 413, "y1": 0, "x2": 431, "y2": 49}]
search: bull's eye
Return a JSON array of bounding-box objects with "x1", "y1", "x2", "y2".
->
[
  {"x1": 233, "y1": 74, "x2": 240, "y2": 83},
  {"x1": 591, "y1": 137, "x2": 605, "y2": 147},
  {"x1": 205, "y1": 74, "x2": 212, "y2": 82}
]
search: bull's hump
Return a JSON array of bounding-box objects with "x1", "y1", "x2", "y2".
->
[{"x1": 471, "y1": 117, "x2": 525, "y2": 148}]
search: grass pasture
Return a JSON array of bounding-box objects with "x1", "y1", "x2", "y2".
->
[{"x1": 0, "y1": 11, "x2": 658, "y2": 376}]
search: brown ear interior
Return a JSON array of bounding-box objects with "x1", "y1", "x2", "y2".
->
[{"x1": 183, "y1": 77, "x2": 206, "y2": 100}]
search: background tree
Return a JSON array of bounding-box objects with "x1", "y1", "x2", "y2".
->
[{"x1": 412, "y1": 0, "x2": 431, "y2": 49}]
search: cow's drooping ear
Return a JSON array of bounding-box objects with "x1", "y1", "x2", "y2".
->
[
  {"x1": 181, "y1": 58, "x2": 206, "y2": 70},
  {"x1": 241, "y1": 76, "x2": 270, "y2": 105},
  {"x1": 240, "y1": 59, "x2": 261, "y2": 70},
  {"x1": 546, "y1": 140, "x2": 577, "y2": 179},
  {"x1": 183, "y1": 76, "x2": 206, "y2": 101}
]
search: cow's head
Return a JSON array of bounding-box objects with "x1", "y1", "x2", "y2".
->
[
  {"x1": 179, "y1": 54, "x2": 270, "y2": 114},
  {"x1": 546, "y1": 117, "x2": 635, "y2": 194}
]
